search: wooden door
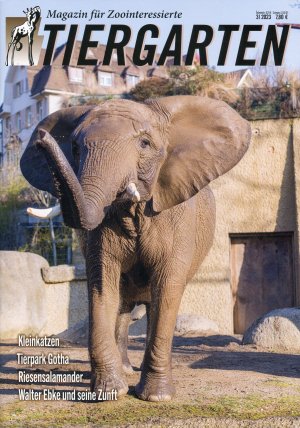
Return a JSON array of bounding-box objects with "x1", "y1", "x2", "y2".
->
[{"x1": 231, "y1": 234, "x2": 294, "y2": 334}]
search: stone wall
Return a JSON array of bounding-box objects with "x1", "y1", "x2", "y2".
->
[
  {"x1": 0, "y1": 252, "x2": 48, "y2": 340},
  {"x1": 41, "y1": 265, "x2": 88, "y2": 336}
]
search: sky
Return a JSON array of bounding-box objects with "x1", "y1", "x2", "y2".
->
[{"x1": 1, "y1": 0, "x2": 300, "y2": 101}]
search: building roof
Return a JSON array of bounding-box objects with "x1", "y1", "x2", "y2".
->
[
  {"x1": 29, "y1": 41, "x2": 166, "y2": 97},
  {"x1": 30, "y1": 44, "x2": 90, "y2": 96}
]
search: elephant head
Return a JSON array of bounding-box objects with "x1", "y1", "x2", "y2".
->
[{"x1": 20, "y1": 96, "x2": 251, "y2": 230}]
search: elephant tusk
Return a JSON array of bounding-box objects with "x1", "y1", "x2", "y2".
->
[
  {"x1": 126, "y1": 183, "x2": 140, "y2": 203},
  {"x1": 27, "y1": 204, "x2": 61, "y2": 219}
]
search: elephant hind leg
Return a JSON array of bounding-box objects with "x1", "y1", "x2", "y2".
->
[
  {"x1": 115, "y1": 303, "x2": 135, "y2": 375},
  {"x1": 140, "y1": 303, "x2": 151, "y2": 371}
]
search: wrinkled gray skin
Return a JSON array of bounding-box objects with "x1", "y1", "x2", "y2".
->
[{"x1": 20, "y1": 96, "x2": 250, "y2": 401}]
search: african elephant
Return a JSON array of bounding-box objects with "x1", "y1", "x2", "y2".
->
[{"x1": 20, "y1": 96, "x2": 250, "y2": 401}]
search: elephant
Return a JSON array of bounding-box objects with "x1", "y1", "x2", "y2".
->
[{"x1": 20, "y1": 95, "x2": 251, "y2": 401}]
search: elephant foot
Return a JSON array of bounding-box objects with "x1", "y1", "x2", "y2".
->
[
  {"x1": 91, "y1": 370, "x2": 128, "y2": 399},
  {"x1": 135, "y1": 373, "x2": 176, "y2": 402}
]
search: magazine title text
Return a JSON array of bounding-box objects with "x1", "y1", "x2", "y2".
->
[{"x1": 42, "y1": 23, "x2": 289, "y2": 67}]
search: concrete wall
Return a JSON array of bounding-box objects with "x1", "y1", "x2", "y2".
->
[
  {"x1": 0, "y1": 252, "x2": 48, "y2": 340},
  {"x1": 181, "y1": 118, "x2": 299, "y2": 333},
  {"x1": 42, "y1": 280, "x2": 88, "y2": 336}
]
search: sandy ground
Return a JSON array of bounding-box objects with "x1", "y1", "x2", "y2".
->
[{"x1": 0, "y1": 334, "x2": 300, "y2": 427}]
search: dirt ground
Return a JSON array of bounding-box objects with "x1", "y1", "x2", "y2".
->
[{"x1": 1, "y1": 334, "x2": 300, "y2": 427}]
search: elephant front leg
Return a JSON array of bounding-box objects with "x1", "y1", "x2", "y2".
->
[
  {"x1": 87, "y1": 254, "x2": 128, "y2": 398},
  {"x1": 135, "y1": 280, "x2": 185, "y2": 401}
]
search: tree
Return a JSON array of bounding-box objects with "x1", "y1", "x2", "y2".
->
[
  {"x1": 129, "y1": 67, "x2": 238, "y2": 104},
  {"x1": 130, "y1": 77, "x2": 174, "y2": 101}
]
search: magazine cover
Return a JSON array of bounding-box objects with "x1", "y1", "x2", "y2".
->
[{"x1": 0, "y1": 0, "x2": 300, "y2": 426}]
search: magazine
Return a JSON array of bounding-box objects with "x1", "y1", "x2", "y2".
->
[{"x1": 0, "y1": 0, "x2": 300, "y2": 427}]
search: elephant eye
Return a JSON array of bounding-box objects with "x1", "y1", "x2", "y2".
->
[{"x1": 140, "y1": 139, "x2": 151, "y2": 149}]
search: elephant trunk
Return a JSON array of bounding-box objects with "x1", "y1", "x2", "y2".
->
[{"x1": 37, "y1": 129, "x2": 107, "y2": 230}]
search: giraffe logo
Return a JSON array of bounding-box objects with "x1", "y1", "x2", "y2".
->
[{"x1": 5, "y1": 6, "x2": 41, "y2": 66}]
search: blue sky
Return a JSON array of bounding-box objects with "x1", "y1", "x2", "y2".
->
[{"x1": 1, "y1": 0, "x2": 300, "y2": 100}]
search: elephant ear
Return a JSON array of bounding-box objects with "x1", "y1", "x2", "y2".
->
[
  {"x1": 150, "y1": 96, "x2": 251, "y2": 212},
  {"x1": 20, "y1": 106, "x2": 93, "y2": 197}
]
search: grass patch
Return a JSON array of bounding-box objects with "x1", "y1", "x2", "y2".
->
[
  {"x1": 263, "y1": 379, "x2": 293, "y2": 388},
  {"x1": 1, "y1": 393, "x2": 300, "y2": 427},
  {"x1": 196, "y1": 395, "x2": 300, "y2": 420}
]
